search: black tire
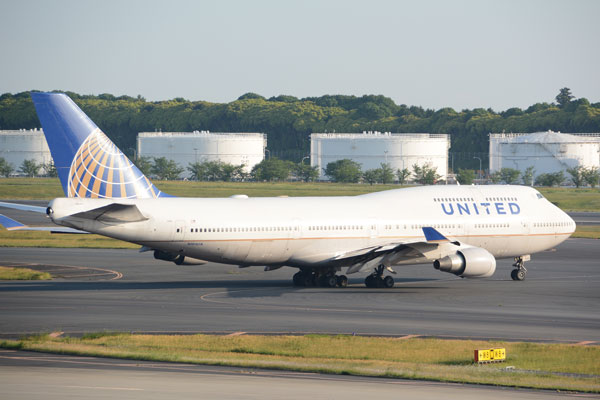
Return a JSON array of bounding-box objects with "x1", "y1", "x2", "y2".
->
[
  {"x1": 337, "y1": 275, "x2": 348, "y2": 288},
  {"x1": 317, "y1": 275, "x2": 329, "y2": 287},
  {"x1": 365, "y1": 275, "x2": 376, "y2": 288},
  {"x1": 516, "y1": 270, "x2": 526, "y2": 281},
  {"x1": 510, "y1": 269, "x2": 518, "y2": 281},
  {"x1": 293, "y1": 272, "x2": 302, "y2": 286},
  {"x1": 326, "y1": 276, "x2": 337, "y2": 288},
  {"x1": 303, "y1": 273, "x2": 314, "y2": 287},
  {"x1": 383, "y1": 276, "x2": 394, "y2": 288}
]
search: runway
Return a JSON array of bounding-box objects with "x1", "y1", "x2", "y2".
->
[
  {"x1": 3, "y1": 350, "x2": 591, "y2": 400},
  {"x1": 0, "y1": 238, "x2": 598, "y2": 342}
]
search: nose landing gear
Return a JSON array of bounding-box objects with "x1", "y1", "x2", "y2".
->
[{"x1": 511, "y1": 255, "x2": 529, "y2": 281}]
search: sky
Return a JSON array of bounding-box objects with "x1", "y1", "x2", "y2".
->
[{"x1": 1, "y1": 0, "x2": 598, "y2": 111}]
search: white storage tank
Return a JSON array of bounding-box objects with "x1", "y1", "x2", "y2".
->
[
  {"x1": 0, "y1": 129, "x2": 53, "y2": 175},
  {"x1": 137, "y1": 131, "x2": 266, "y2": 178},
  {"x1": 489, "y1": 131, "x2": 600, "y2": 174},
  {"x1": 310, "y1": 132, "x2": 450, "y2": 180}
]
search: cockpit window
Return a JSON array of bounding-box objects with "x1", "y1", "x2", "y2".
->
[{"x1": 536, "y1": 193, "x2": 544, "y2": 199}]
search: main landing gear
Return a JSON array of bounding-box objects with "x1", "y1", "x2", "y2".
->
[
  {"x1": 293, "y1": 270, "x2": 348, "y2": 288},
  {"x1": 511, "y1": 255, "x2": 529, "y2": 281},
  {"x1": 364, "y1": 265, "x2": 395, "y2": 288}
]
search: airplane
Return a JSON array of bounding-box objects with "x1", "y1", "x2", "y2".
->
[{"x1": 0, "y1": 92, "x2": 576, "y2": 288}]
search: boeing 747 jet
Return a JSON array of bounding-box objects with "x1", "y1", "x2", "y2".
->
[{"x1": 0, "y1": 93, "x2": 576, "y2": 287}]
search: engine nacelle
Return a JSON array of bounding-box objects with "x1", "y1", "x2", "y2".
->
[
  {"x1": 154, "y1": 250, "x2": 178, "y2": 262},
  {"x1": 433, "y1": 247, "x2": 496, "y2": 278},
  {"x1": 174, "y1": 255, "x2": 207, "y2": 265},
  {"x1": 153, "y1": 250, "x2": 206, "y2": 265}
]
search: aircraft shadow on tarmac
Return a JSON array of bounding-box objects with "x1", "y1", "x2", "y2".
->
[{"x1": 0, "y1": 277, "x2": 443, "y2": 297}]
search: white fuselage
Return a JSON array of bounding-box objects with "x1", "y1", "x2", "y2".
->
[{"x1": 48, "y1": 185, "x2": 575, "y2": 269}]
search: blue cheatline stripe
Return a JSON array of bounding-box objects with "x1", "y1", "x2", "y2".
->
[{"x1": 0, "y1": 214, "x2": 25, "y2": 229}]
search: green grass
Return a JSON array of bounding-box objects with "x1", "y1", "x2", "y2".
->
[
  {"x1": 0, "y1": 178, "x2": 64, "y2": 199},
  {"x1": 1, "y1": 333, "x2": 598, "y2": 392},
  {"x1": 0, "y1": 228, "x2": 138, "y2": 249},
  {"x1": 572, "y1": 225, "x2": 600, "y2": 239},
  {"x1": 0, "y1": 266, "x2": 51, "y2": 280},
  {"x1": 539, "y1": 187, "x2": 600, "y2": 212},
  {"x1": 0, "y1": 178, "x2": 400, "y2": 199}
]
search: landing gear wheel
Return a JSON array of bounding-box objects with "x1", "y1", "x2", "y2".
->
[
  {"x1": 337, "y1": 275, "x2": 348, "y2": 288},
  {"x1": 511, "y1": 256, "x2": 528, "y2": 281},
  {"x1": 511, "y1": 269, "x2": 526, "y2": 281},
  {"x1": 325, "y1": 275, "x2": 337, "y2": 288},
  {"x1": 293, "y1": 272, "x2": 303, "y2": 286},
  {"x1": 302, "y1": 273, "x2": 315, "y2": 287},
  {"x1": 365, "y1": 274, "x2": 377, "y2": 288},
  {"x1": 365, "y1": 264, "x2": 395, "y2": 288},
  {"x1": 383, "y1": 275, "x2": 395, "y2": 288}
]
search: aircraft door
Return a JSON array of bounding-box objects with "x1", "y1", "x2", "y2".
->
[
  {"x1": 174, "y1": 220, "x2": 186, "y2": 241},
  {"x1": 368, "y1": 219, "x2": 378, "y2": 239}
]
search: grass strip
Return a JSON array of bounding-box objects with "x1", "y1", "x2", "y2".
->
[
  {"x1": 571, "y1": 225, "x2": 600, "y2": 239},
  {"x1": 0, "y1": 266, "x2": 51, "y2": 280},
  {"x1": 0, "y1": 228, "x2": 138, "y2": 249},
  {"x1": 1, "y1": 333, "x2": 598, "y2": 392}
]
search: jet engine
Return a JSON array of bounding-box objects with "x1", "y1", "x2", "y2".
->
[
  {"x1": 433, "y1": 247, "x2": 496, "y2": 278},
  {"x1": 153, "y1": 250, "x2": 206, "y2": 265}
]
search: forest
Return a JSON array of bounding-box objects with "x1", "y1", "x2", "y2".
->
[{"x1": 1, "y1": 88, "x2": 599, "y2": 169}]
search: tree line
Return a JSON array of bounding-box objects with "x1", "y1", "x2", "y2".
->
[
  {"x1": 135, "y1": 157, "x2": 444, "y2": 185},
  {"x1": 0, "y1": 157, "x2": 56, "y2": 178},
  {"x1": 2, "y1": 155, "x2": 597, "y2": 188},
  {"x1": 1, "y1": 88, "x2": 598, "y2": 169}
]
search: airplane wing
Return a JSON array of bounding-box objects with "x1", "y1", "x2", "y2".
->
[
  {"x1": 0, "y1": 201, "x2": 47, "y2": 213},
  {"x1": 335, "y1": 227, "x2": 462, "y2": 274},
  {"x1": 0, "y1": 214, "x2": 89, "y2": 234}
]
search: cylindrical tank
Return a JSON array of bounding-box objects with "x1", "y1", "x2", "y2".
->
[
  {"x1": 0, "y1": 129, "x2": 53, "y2": 175},
  {"x1": 310, "y1": 132, "x2": 450, "y2": 180},
  {"x1": 489, "y1": 131, "x2": 600, "y2": 174},
  {"x1": 137, "y1": 131, "x2": 266, "y2": 178}
]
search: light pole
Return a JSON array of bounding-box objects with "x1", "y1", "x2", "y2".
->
[
  {"x1": 264, "y1": 149, "x2": 270, "y2": 159},
  {"x1": 301, "y1": 155, "x2": 309, "y2": 165},
  {"x1": 474, "y1": 156, "x2": 482, "y2": 180}
]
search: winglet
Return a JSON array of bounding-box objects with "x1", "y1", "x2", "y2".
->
[
  {"x1": 422, "y1": 227, "x2": 449, "y2": 242},
  {"x1": 0, "y1": 214, "x2": 26, "y2": 230}
]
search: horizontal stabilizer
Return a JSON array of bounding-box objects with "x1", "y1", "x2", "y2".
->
[
  {"x1": 0, "y1": 214, "x2": 88, "y2": 234},
  {"x1": 69, "y1": 203, "x2": 148, "y2": 223},
  {"x1": 0, "y1": 201, "x2": 47, "y2": 214},
  {"x1": 0, "y1": 214, "x2": 25, "y2": 230}
]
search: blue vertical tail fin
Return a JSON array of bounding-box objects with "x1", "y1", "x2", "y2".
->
[{"x1": 31, "y1": 92, "x2": 168, "y2": 199}]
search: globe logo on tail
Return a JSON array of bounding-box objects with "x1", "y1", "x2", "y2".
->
[{"x1": 67, "y1": 129, "x2": 162, "y2": 198}]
